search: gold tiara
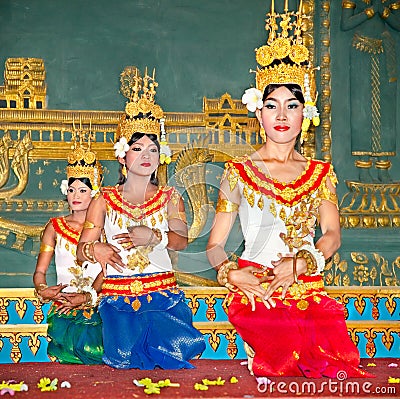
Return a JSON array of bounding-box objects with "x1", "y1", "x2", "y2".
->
[
  {"x1": 66, "y1": 121, "x2": 103, "y2": 191},
  {"x1": 254, "y1": 0, "x2": 316, "y2": 98},
  {"x1": 116, "y1": 66, "x2": 164, "y2": 141}
]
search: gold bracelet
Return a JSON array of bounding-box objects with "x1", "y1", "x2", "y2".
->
[
  {"x1": 217, "y1": 261, "x2": 238, "y2": 291},
  {"x1": 152, "y1": 228, "x2": 163, "y2": 243},
  {"x1": 365, "y1": 7, "x2": 374, "y2": 18},
  {"x1": 34, "y1": 284, "x2": 51, "y2": 303},
  {"x1": 84, "y1": 292, "x2": 92, "y2": 307},
  {"x1": 295, "y1": 249, "x2": 318, "y2": 276},
  {"x1": 292, "y1": 256, "x2": 298, "y2": 283},
  {"x1": 382, "y1": 7, "x2": 390, "y2": 18},
  {"x1": 82, "y1": 241, "x2": 98, "y2": 263}
]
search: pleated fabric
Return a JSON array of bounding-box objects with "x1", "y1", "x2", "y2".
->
[
  {"x1": 47, "y1": 304, "x2": 104, "y2": 364},
  {"x1": 99, "y1": 276, "x2": 205, "y2": 370},
  {"x1": 226, "y1": 259, "x2": 374, "y2": 378}
]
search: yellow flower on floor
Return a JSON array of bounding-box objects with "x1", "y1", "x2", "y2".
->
[{"x1": 37, "y1": 377, "x2": 58, "y2": 391}]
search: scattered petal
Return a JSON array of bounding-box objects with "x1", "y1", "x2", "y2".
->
[
  {"x1": 367, "y1": 363, "x2": 376, "y2": 367},
  {"x1": 388, "y1": 377, "x2": 400, "y2": 384},
  {"x1": 60, "y1": 381, "x2": 71, "y2": 388},
  {"x1": 230, "y1": 376, "x2": 238, "y2": 384},
  {"x1": 143, "y1": 384, "x2": 161, "y2": 395},
  {"x1": 133, "y1": 379, "x2": 145, "y2": 387},
  {"x1": 37, "y1": 377, "x2": 58, "y2": 392},
  {"x1": 388, "y1": 363, "x2": 398, "y2": 368},
  {"x1": 256, "y1": 376, "x2": 272, "y2": 387},
  {"x1": 20, "y1": 384, "x2": 28, "y2": 392},
  {"x1": 138, "y1": 378, "x2": 153, "y2": 387},
  {"x1": 194, "y1": 383, "x2": 208, "y2": 391},
  {"x1": 0, "y1": 388, "x2": 15, "y2": 396}
]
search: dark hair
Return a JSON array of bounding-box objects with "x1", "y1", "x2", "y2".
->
[
  {"x1": 67, "y1": 177, "x2": 93, "y2": 190},
  {"x1": 262, "y1": 83, "x2": 305, "y2": 103},
  {"x1": 117, "y1": 132, "x2": 160, "y2": 186}
]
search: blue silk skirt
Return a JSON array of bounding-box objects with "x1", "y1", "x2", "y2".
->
[
  {"x1": 47, "y1": 303, "x2": 104, "y2": 364},
  {"x1": 99, "y1": 275, "x2": 205, "y2": 370}
]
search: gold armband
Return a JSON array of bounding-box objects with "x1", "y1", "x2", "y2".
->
[
  {"x1": 216, "y1": 198, "x2": 239, "y2": 213},
  {"x1": 83, "y1": 220, "x2": 102, "y2": 229},
  {"x1": 390, "y1": 2, "x2": 400, "y2": 11},
  {"x1": 382, "y1": 7, "x2": 390, "y2": 18},
  {"x1": 217, "y1": 261, "x2": 238, "y2": 291},
  {"x1": 364, "y1": 7, "x2": 374, "y2": 18},
  {"x1": 40, "y1": 243, "x2": 54, "y2": 253},
  {"x1": 342, "y1": 1, "x2": 356, "y2": 9}
]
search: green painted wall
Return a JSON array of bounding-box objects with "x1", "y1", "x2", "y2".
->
[{"x1": 0, "y1": 0, "x2": 269, "y2": 112}]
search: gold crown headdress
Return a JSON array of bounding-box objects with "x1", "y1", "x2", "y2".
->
[
  {"x1": 60, "y1": 121, "x2": 103, "y2": 196},
  {"x1": 242, "y1": 0, "x2": 320, "y2": 140},
  {"x1": 114, "y1": 66, "x2": 172, "y2": 164}
]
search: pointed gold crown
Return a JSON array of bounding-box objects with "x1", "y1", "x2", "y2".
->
[
  {"x1": 66, "y1": 121, "x2": 103, "y2": 191},
  {"x1": 116, "y1": 66, "x2": 164, "y2": 141},
  {"x1": 254, "y1": 0, "x2": 316, "y2": 98}
]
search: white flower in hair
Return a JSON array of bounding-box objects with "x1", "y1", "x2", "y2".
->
[
  {"x1": 60, "y1": 179, "x2": 69, "y2": 195},
  {"x1": 242, "y1": 88, "x2": 263, "y2": 112},
  {"x1": 114, "y1": 137, "x2": 130, "y2": 158}
]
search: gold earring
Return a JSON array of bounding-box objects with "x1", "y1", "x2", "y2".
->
[
  {"x1": 122, "y1": 165, "x2": 127, "y2": 178},
  {"x1": 259, "y1": 126, "x2": 266, "y2": 142},
  {"x1": 300, "y1": 129, "x2": 308, "y2": 145}
]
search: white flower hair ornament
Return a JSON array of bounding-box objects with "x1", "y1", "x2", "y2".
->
[
  {"x1": 114, "y1": 136, "x2": 130, "y2": 158},
  {"x1": 242, "y1": 88, "x2": 263, "y2": 112},
  {"x1": 159, "y1": 118, "x2": 172, "y2": 165},
  {"x1": 60, "y1": 179, "x2": 69, "y2": 195},
  {"x1": 301, "y1": 73, "x2": 320, "y2": 135}
]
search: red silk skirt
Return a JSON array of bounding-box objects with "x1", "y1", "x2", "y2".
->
[{"x1": 225, "y1": 258, "x2": 374, "y2": 378}]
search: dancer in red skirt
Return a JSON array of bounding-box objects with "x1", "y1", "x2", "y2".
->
[{"x1": 206, "y1": 3, "x2": 373, "y2": 379}]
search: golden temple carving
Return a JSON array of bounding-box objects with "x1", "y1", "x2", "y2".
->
[
  {"x1": 340, "y1": 181, "x2": 400, "y2": 228},
  {"x1": 0, "y1": 58, "x2": 47, "y2": 110}
]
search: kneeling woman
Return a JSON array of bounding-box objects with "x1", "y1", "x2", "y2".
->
[
  {"x1": 77, "y1": 69, "x2": 205, "y2": 369},
  {"x1": 33, "y1": 138, "x2": 103, "y2": 364}
]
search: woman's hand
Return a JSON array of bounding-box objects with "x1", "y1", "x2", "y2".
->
[
  {"x1": 55, "y1": 292, "x2": 87, "y2": 315},
  {"x1": 264, "y1": 255, "x2": 296, "y2": 300},
  {"x1": 92, "y1": 242, "x2": 124, "y2": 275},
  {"x1": 39, "y1": 284, "x2": 68, "y2": 302},
  {"x1": 113, "y1": 226, "x2": 159, "y2": 250},
  {"x1": 228, "y1": 266, "x2": 276, "y2": 311}
]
